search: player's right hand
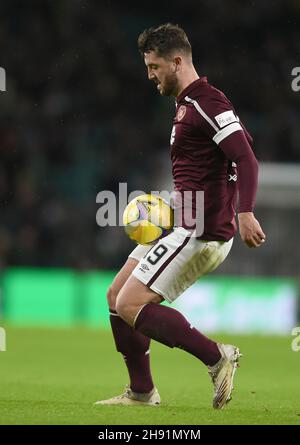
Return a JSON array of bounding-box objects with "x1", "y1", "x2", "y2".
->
[{"x1": 238, "y1": 212, "x2": 266, "y2": 248}]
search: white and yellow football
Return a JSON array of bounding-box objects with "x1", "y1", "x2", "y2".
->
[{"x1": 123, "y1": 194, "x2": 174, "y2": 245}]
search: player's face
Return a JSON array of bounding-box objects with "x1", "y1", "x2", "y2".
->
[{"x1": 144, "y1": 51, "x2": 178, "y2": 96}]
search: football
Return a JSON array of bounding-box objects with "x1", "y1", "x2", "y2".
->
[{"x1": 123, "y1": 194, "x2": 174, "y2": 245}]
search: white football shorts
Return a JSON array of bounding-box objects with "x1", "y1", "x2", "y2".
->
[{"x1": 129, "y1": 227, "x2": 233, "y2": 303}]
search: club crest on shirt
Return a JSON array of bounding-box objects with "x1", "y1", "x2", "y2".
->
[{"x1": 176, "y1": 105, "x2": 186, "y2": 121}]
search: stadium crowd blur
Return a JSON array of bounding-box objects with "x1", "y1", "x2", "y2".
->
[{"x1": 0, "y1": 0, "x2": 299, "y2": 272}]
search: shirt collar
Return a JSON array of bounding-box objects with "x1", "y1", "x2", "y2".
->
[{"x1": 176, "y1": 77, "x2": 208, "y2": 103}]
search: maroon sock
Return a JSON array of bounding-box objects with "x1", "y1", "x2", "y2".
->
[
  {"x1": 134, "y1": 303, "x2": 221, "y2": 366},
  {"x1": 109, "y1": 309, "x2": 154, "y2": 393}
]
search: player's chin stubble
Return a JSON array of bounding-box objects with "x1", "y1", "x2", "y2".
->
[{"x1": 159, "y1": 73, "x2": 178, "y2": 96}]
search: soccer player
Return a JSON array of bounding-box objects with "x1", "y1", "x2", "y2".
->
[{"x1": 95, "y1": 24, "x2": 266, "y2": 409}]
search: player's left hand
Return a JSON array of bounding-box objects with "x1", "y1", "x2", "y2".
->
[{"x1": 238, "y1": 212, "x2": 266, "y2": 248}]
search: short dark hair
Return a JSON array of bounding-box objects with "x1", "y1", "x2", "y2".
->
[{"x1": 137, "y1": 23, "x2": 192, "y2": 59}]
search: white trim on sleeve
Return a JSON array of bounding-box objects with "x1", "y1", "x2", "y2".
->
[
  {"x1": 184, "y1": 95, "x2": 243, "y2": 145},
  {"x1": 185, "y1": 96, "x2": 219, "y2": 131},
  {"x1": 213, "y1": 122, "x2": 243, "y2": 145}
]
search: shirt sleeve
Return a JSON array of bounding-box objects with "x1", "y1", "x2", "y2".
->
[
  {"x1": 186, "y1": 94, "x2": 258, "y2": 212},
  {"x1": 219, "y1": 130, "x2": 258, "y2": 212}
]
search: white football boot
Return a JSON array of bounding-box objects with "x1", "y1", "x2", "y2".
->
[
  {"x1": 208, "y1": 343, "x2": 242, "y2": 409},
  {"x1": 94, "y1": 386, "x2": 161, "y2": 406}
]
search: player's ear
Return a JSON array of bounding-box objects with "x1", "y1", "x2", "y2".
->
[{"x1": 173, "y1": 56, "x2": 182, "y2": 72}]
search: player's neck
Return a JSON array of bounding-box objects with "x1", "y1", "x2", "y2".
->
[{"x1": 175, "y1": 68, "x2": 199, "y2": 98}]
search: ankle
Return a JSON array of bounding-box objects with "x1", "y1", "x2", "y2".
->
[{"x1": 130, "y1": 386, "x2": 155, "y2": 401}]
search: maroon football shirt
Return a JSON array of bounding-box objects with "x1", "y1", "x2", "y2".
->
[{"x1": 171, "y1": 77, "x2": 258, "y2": 241}]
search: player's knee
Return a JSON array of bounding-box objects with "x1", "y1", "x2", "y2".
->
[
  {"x1": 115, "y1": 297, "x2": 127, "y2": 320},
  {"x1": 115, "y1": 298, "x2": 137, "y2": 326},
  {"x1": 106, "y1": 285, "x2": 118, "y2": 311}
]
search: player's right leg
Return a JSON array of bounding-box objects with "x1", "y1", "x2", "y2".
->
[{"x1": 94, "y1": 245, "x2": 161, "y2": 406}]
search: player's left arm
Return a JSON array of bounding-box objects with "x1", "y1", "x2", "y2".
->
[{"x1": 219, "y1": 130, "x2": 266, "y2": 248}]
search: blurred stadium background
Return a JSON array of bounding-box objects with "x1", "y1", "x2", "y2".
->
[{"x1": 0, "y1": 0, "x2": 300, "y2": 425}]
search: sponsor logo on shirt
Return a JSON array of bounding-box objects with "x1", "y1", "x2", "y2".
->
[{"x1": 214, "y1": 110, "x2": 237, "y2": 128}]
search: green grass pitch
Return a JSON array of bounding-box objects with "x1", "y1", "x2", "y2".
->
[{"x1": 0, "y1": 326, "x2": 299, "y2": 425}]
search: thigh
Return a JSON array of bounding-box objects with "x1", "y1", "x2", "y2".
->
[
  {"x1": 112, "y1": 244, "x2": 152, "y2": 292},
  {"x1": 111, "y1": 258, "x2": 138, "y2": 294},
  {"x1": 108, "y1": 245, "x2": 152, "y2": 311},
  {"x1": 117, "y1": 274, "x2": 164, "y2": 309}
]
